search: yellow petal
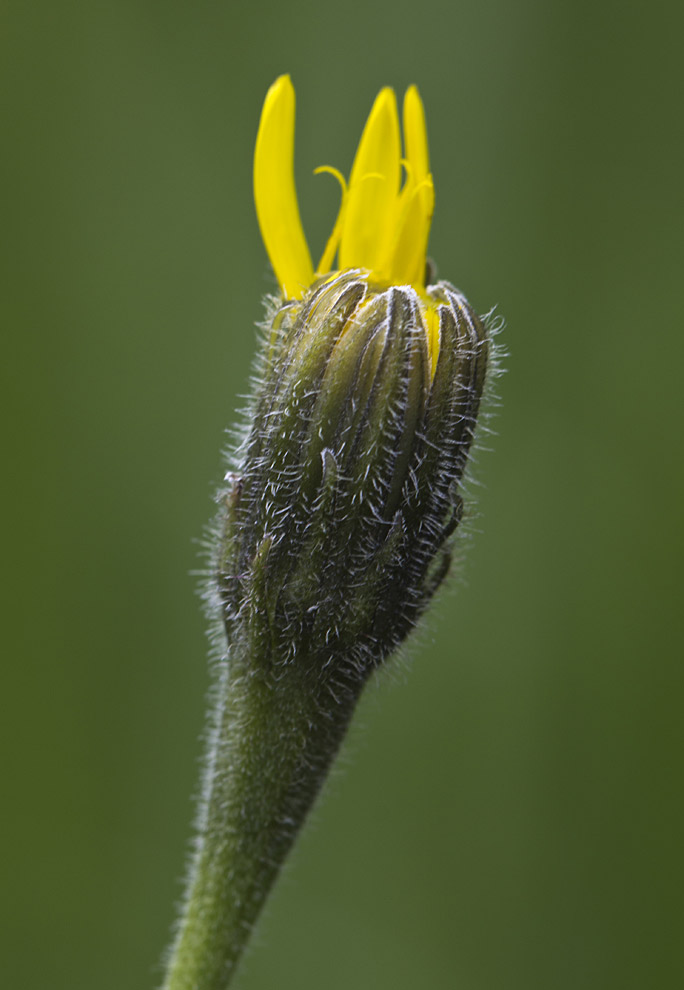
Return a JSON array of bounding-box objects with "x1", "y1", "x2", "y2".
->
[
  {"x1": 388, "y1": 174, "x2": 434, "y2": 288},
  {"x1": 403, "y1": 85, "x2": 430, "y2": 183},
  {"x1": 339, "y1": 87, "x2": 401, "y2": 274},
  {"x1": 388, "y1": 85, "x2": 435, "y2": 289},
  {"x1": 423, "y1": 303, "x2": 441, "y2": 379},
  {"x1": 253, "y1": 75, "x2": 314, "y2": 299}
]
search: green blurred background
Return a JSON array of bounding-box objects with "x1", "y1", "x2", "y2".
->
[{"x1": 3, "y1": 1, "x2": 683, "y2": 987}]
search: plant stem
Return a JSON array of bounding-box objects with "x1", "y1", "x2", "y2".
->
[{"x1": 162, "y1": 634, "x2": 364, "y2": 990}]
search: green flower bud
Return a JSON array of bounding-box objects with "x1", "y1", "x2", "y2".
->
[{"x1": 215, "y1": 270, "x2": 488, "y2": 681}]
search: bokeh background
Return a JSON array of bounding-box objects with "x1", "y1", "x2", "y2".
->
[{"x1": 3, "y1": 1, "x2": 683, "y2": 988}]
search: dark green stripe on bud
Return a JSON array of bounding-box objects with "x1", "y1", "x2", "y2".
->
[{"x1": 217, "y1": 271, "x2": 488, "y2": 678}]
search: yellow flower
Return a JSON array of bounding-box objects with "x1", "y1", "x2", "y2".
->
[{"x1": 254, "y1": 74, "x2": 435, "y2": 303}]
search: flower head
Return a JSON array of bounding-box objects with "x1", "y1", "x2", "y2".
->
[{"x1": 225, "y1": 75, "x2": 493, "y2": 669}]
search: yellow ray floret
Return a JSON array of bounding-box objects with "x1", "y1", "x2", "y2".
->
[
  {"x1": 338, "y1": 87, "x2": 402, "y2": 276},
  {"x1": 392, "y1": 84, "x2": 435, "y2": 288},
  {"x1": 254, "y1": 76, "x2": 436, "y2": 303},
  {"x1": 253, "y1": 75, "x2": 314, "y2": 299},
  {"x1": 403, "y1": 84, "x2": 430, "y2": 185}
]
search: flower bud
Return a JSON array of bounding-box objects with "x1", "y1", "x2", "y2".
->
[{"x1": 216, "y1": 271, "x2": 488, "y2": 678}]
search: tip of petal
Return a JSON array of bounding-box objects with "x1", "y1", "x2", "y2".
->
[
  {"x1": 260, "y1": 74, "x2": 294, "y2": 125},
  {"x1": 403, "y1": 85, "x2": 430, "y2": 180},
  {"x1": 340, "y1": 87, "x2": 401, "y2": 272},
  {"x1": 254, "y1": 75, "x2": 314, "y2": 299}
]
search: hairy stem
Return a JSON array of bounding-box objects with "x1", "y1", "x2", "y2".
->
[{"x1": 162, "y1": 634, "x2": 364, "y2": 990}]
